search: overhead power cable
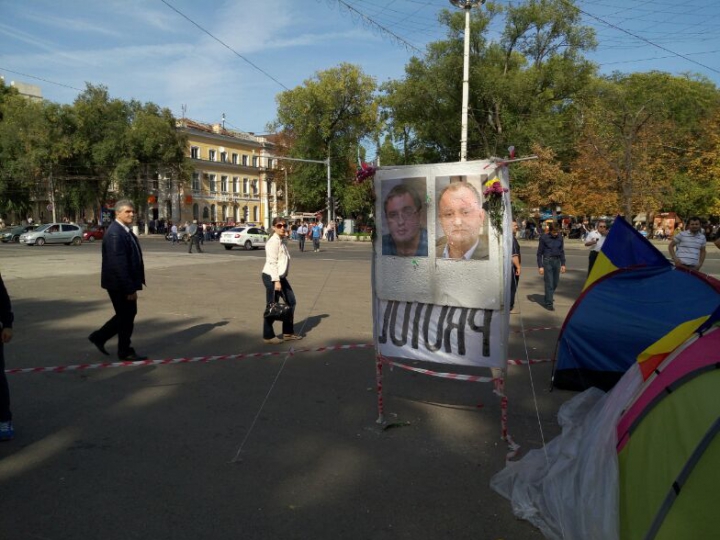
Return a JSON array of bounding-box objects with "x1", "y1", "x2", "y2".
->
[
  {"x1": 159, "y1": 0, "x2": 289, "y2": 90},
  {"x1": 331, "y1": 0, "x2": 424, "y2": 53},
  {"x1": 0, "y1": 67, "x2": 84, "y2": 92},
  {"x1": 569, "y1": 0, "x2": 720, "y2": 76}
]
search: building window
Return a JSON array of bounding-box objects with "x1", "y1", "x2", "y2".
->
[
  {"x1": 209, "y1": 174, "x2": 216, "y2": 192},
  {"x1": 220, "y1": 152, "x2": 227, "y2": 163},
  {"x1": 253, "y1": 206, "x2": 258, "y2": 221},
  {"x1": 242, "y1": 155, "x2": 248, "y2": 166},
  {"x1": 211, "y1": 204, "x2": 216, "y2": 220},
  {"x1": 190, "y1": 146, "x2": 200, "y2": 159},
  {"x1": 232, "y1": 153, "x2": 238, "y2": 164},
  {"x1": 252, "y1": 156, "x2": 258, "y2": 167},
  {"x1": 193, "y1": 204, "x2": 199, "y2": 220},
  {"x1": 192, "y1": 172, "x2": 200, "y2": 191},
  {"x1": 232, "y1": 177, "x2": 239, "y2": 193},
  {"x1": 243, "y1": 178, "x2": 249, "y2": 194},
  {"x1": 152, "y1": 175, "x2": 159, "y2": 190},
  {"x1": 252, "y1": 180, "x2": 258, "y2": 195},
  {"x1": 221, "y1": 175, "x2": 228, "y2": 193},
  {"x1": 267, "y1": 158, "x2": 273, "y2": 169},
  {"x1": 208, "y1": 149, "x2": 216, "y2": 162}
]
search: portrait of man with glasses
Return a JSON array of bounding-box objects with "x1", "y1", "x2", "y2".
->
[
  {"x1": 436, "y1": 178, "x2": 489, "y2": 260},
  {"x1": 381, "y1": 182, "x2": 428, "y2": 257}
]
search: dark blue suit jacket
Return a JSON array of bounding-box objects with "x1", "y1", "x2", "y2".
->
[{"x1": 101, "y1": 221, "x2": 145, "y2": 295}]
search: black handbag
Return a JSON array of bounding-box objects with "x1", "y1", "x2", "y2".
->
[{"x1": 264, "y1": 292, "x2": 291, "y2": 320}]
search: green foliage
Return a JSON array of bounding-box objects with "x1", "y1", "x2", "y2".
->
[
  {"x1": 380, "y1": 0, "x2": 597, "y2": 163},
  {"x1": 0, "y1": 81, "x2": 189, "y2": 220},
  {"x1": 273, "y1": 63, "x2": 379, "y2": 215}
]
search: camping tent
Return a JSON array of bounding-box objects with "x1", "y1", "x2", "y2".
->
[
  {"x1": 491, "y1": 313, "x2": 720, "y2": 540},
  {"x1": 552, "y1": 217, "x2": 720, "y2": 391}
]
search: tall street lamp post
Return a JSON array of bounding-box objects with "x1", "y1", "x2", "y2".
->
[{"x1": 449, "y1": 0, "x2": 485, "y2": 162}]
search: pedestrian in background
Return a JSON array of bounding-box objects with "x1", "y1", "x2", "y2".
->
[
  {"x1": 188, "y1": 220, "x2": 203, "y2": 253},
  {"x1": 669, "y1": 216, "x2": 706, "y2": 271},
  {"x1": 584, "y1": 219, "x2": 608, "y2": 275},
  {"x1": 297, "y1": 221, "x2": 308, "y2": 252},
  {"x1": 510, "y1": 221, "x2": 521, "y2": 314},
  {"x1": 0, "y1": 273, "x2": 15, "y2": 441},
  {"x1": 261, "y1": 217, "x2": 302, "y2": 344},
  {"x1": 312, "y1": 221, "x2": 323, "y2": 252},
  {"x1": 537, "y1": 222, "x2": 566, "y2": 311},
  {"x1": 170, "y1": 222, "x2": 178, "y2": 244},
  {"x1": 88, "y1": 199, "x2": 147, "y2": 361}
]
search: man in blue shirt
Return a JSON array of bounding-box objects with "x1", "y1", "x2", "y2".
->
[
  {"x1": 536, "y1": 223, "x2": 566, "y2": 311},
  {"x1": 382, "y1": 184, "x2": 428, "y2": 257}
]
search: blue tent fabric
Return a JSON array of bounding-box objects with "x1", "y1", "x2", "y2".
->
[
  {"x1": 601, "y1": 217, "x2": 669, "y2": 270},
  {"x1": 554, "y1": 217, "x2": 720, "y2": 391}
]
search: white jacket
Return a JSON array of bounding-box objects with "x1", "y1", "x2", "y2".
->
[{"x1": 262, "y1": 233, "x2": 290, "y2": 281}]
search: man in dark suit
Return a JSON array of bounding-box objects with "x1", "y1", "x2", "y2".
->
[
  {"x1": 436, "y1": 181, "x2": 489, "y2": 260},
  {"x1": 89, "y1": 200, "x2": 147, "y2": 360}
]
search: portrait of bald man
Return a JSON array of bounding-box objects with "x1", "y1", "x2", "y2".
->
[{"x1": 436, "y1": 181, "x2": 489, "y2": 260}]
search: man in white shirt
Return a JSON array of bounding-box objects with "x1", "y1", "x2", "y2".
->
[
  {"x1": 669, "y1": 216, "x2": 706, "y2": 270},
  {"x1": 584, "y1": 220, "x2": 608, "y2": 275},
  {"x1": 297, "y1": 221, "x2": 309, "y2": 252}
]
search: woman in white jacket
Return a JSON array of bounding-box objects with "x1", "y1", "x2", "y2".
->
[{"x1": 261, "y1": 217, "x2": 302, "y2": 344}]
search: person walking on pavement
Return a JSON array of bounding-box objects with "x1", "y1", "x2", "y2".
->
[
  {"x1": 0, "y1": 273, "x2": 15, "y2": 441},
  {"x1": 297, "y1": 221, "x2": 308, "y2": 252},
  {"x1": 311, "y1": 221, "x2": 323, "y2": 252},
  {"x1": 510, "y1": 221, "x2": 521, "y2": 314},
  {"x1": 669, "y1": 216, "x2": 706, "y2": 271},
  {"x1": 261, "y1": 217, "x2": 302, "y2": 344},
  {"x1": 170, "y1": 222, "x2": 178, "y2": 244},
  {"x1": 584, "y1": 219, "x2": 609, "y2": 275},
  {"x1": 88, "y1": 200, "x2": 147, "y2": 361},
  {"x1": 188, "y1": 220, "x2": 203, "y2": 253},
  {"x1": 537, "y1": 222, "x2": 566, "y2": 311}
]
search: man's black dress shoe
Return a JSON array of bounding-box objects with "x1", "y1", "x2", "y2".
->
[
  {"x1": 119, "y1": 353, "x2": 149, "y2": 361},
  {"x1": 88, "y1": 334, "x2": 109, "y2": 356}
]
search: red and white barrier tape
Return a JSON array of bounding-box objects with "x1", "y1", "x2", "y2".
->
[
  {"x1": 5, "y1": 343, "x2": 374, "y2": 375},
  {"x1": 507, "y1": 358, "x2": 552, "y2": 366}
]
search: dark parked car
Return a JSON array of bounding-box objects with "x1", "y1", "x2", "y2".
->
[{"x1": 1, "y1": 224, "x2": 38, "y2": 243}]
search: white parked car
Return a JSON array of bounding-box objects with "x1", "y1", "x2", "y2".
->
[
  {"x1": 20, "y1": 223, "x2": 83, "y2": 246},
  {"x1": 220, "y1": 226, "x2": 269, "y2": 250}
]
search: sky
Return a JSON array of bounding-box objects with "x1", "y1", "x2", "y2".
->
[{"x1": 1, "y1": 0, "x2": 720, "y2": 139}]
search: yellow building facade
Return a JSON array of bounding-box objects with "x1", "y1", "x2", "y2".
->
[{"x1": 168, "y1": 119, "x2": 280, "y2": 228}]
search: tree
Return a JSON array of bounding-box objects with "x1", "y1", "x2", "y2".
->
[
  {"x1": 273, "y1": 63, "x2": 379, "y2": 217},
  {"x1": 380, "y1": 0, "x2": 597, "y2": 164},
  {"x1": 576, "y1": 72, "x2": 720, "y2": 217}
]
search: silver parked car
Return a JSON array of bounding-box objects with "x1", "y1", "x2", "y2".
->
[{"x1": 19, "y1": 223, "x2": 83, "y2": 246}]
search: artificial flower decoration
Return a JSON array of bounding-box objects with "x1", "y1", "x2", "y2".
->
[
  {"x1": 355, "y1": 161, "x2": 377, "y2": 183},
  {"x1": 483, "y1": 177, "x2": 509, "y2": 236}
]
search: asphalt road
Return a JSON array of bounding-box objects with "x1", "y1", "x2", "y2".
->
[{"x1": 0, "y1": 235, "x2": 717, "y2": 540}]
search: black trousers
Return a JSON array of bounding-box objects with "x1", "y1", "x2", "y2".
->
[
  {"x1": 298, "y1": 235, "x2": 306, "y2": 252},
  {"x1": 510, "y1": 272, "x2": 520, "y2": 310},
  {"x1": 0, "y1": 343, "x2": 10, "y2": 422},
  {"x1": 588, "y1": 250, "x2": 599, "y2": 275},
  {"x1": 94, "y1": 290, "x2": 138, "y2": 358},
  {"x1": 188, "y1": 236, "x2": 203, "y2": 253},
  {"x1": 262, "y1": 273, "x2": 296, "y2": 339}
]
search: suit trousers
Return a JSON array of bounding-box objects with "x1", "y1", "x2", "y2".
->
[
  {"x1": 95, "y1": 290, "x2": 138, "y2": 357},
  {"x1": 0, "y1": 343, "x2": 10, "y2": 421},
  {"x1": 298, "y1": 235, "x2": 306, "y2": 252}
]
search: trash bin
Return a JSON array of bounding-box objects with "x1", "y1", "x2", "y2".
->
[{"x1": 343, "y1": 219, "x2": 355, "y2": 234}]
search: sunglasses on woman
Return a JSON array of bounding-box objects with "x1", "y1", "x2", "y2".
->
[{"x1": 275, "y1": 223, "x2": 287, "y2": 229}]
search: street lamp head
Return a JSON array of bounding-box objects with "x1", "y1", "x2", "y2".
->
[{"x1": 449, "y1": 0, "x2": 484, "y2": 8}]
